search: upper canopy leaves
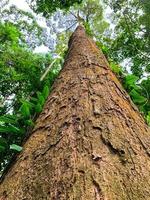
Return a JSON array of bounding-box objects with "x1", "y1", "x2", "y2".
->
[{"x1": 30, "y1": 0, "x2": 83, "y2": 17}]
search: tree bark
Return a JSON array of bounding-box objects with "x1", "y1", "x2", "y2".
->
[{"x1": 0, "y1": 25, "x2": 150, "y2": 200}]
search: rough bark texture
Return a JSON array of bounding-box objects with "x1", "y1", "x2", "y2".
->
[{"x1": 0, "y1": 26, "x2": 150, "y2": 200}]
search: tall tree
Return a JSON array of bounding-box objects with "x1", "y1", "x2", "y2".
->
[{"x1": 0, "y1": 25, "x2": 150, "y2": 199}]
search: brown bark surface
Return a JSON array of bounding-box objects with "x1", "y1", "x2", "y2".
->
[{"x1": 0, "y1": 26, "x2": 150, "y2": 200}]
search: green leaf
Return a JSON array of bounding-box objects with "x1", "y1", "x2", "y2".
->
[
  {"x1": 25, "y1": 100, "x2": 35, "y2": 108},
  {"x1": 124, "y1": 75, "x2": 138, "y2": 90},
  {"x1": 20, "y1": 102, "x2": 30, "y2": 119},
  {"x1": 30, "y1": 97, "x2": 38, "y2": 103},
  {"x1": 0, "y1": 115, "x2": 17, "y2": 124},
  {"x1": 0, "y1": 137, "x2": 8, "y2": 152},
  {"x1": 0, "y1": 125, "x2": 23, "y2": 135},
  {"x1": 110, "y1": 62, "x2": 122, "y2": 74},
  {"x1": 42, "y1": 85, "x2": 49, "y2": 100},
  {"x1": 10, "y1": 144, "x2": 23, "y2": 152},
  {"x1": 146, "y1": 112, "x2": 150, "y2": 125},
  {"x1": 37, "y1": 92, "x2": 45, "y2": 106},
  {"x1": 25, "y1": 119, "x2": 34, "y2": 127},
  {"x1": 130, "y1": 89, "x2": 147, "y2": 104},
  {"x1": 102, "y1": 45, "x2": 109, "y2": 55},
  {"x1": 35, "y1": 103, "x2": 42, "y2": 113}
]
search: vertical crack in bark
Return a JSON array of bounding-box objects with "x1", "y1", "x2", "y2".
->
[{"x1": 92, "y1": 176, "x2": 104, "y2": 200}]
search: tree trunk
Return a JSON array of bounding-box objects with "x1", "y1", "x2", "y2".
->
[{"x1": 0, "y1": 25, "x2": 150, "y2": 200}]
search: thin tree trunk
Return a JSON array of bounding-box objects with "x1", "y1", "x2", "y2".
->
[{"x1": 0, "y1": 25, "x2": 150, "y2": 200}]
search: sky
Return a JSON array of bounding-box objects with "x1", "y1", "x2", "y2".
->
[
  {"x1": 9, "y1": 0, "x2": 47, "y2": 28},
  {"x1": 9, "y1": 0, "x2": 31, "y2": 12}
]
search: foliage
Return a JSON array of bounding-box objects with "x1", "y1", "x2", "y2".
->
[
  {"x1": 0, "y1": 5, "x2": 43, "y2": 49},
  {"x1": 31, "y1": 0, "x2": 82, "y2": 17},
  {"x1": 146, "y1": 112, "x2": 150, "y2": 126},
  {"x1": 104, "y1": 0, "x2": 150, "y2": 77},
  {"x1": 109, "y1": 60, "x2": 150, "y2": 125},
  {"x1": 69, "y1": 0, "x2": 109, "y2": 37},
  {"x1": 0, "y1": 21, "x2": 61, "y2": 176}
]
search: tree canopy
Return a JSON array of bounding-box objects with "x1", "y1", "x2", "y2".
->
[{"x1": 30, "y1": 0, "x2": 83, "y2": 17}]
